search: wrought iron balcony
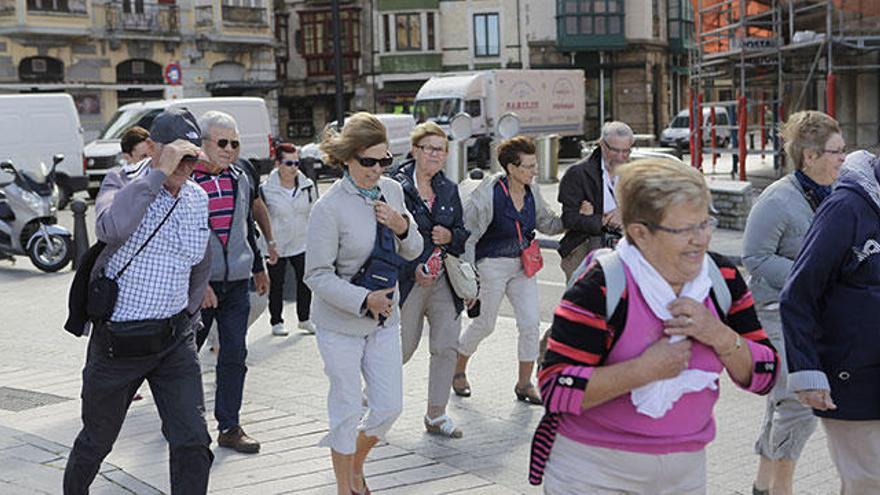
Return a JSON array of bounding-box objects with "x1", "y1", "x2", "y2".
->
[{"x1": 105, "y1": 1, "x2": 179, "y2": 35}]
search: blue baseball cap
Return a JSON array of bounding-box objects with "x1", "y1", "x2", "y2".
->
[{"x1": 149, "y1": 107, "x2": 202, "y2": 147}]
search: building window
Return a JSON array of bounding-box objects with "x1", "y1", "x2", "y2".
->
[
  {"x1": 427, "y1": 12, "x2": 435, "y2": 51},
  {"x1": 473, "y1": 12, "x2": 499, "y2": 57},
  {"x1": 559, "y1": 0, "x2": 623, "y2": 36},
  {"x1": 668, "y1": 0, "x2": 694, "y2": 47},
  {"x1": 27, "y1": 0, "x2": 86, "y2": 13},
  {"x1": 395, "y1": 13, "x2": 420, "y2": 51},
  {"x1": 383, "y1": 14, "x2": 391, "y2": 52},
  {"x1": 299, "y1": 8, "x2": 361, "y2": 77},
  {"x1": 652, "y1": 0, "x2": 661, "y2": 38}
]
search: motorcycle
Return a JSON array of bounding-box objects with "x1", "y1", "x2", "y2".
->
[{"x1": 0, "y1": 154, "x2": 73, "y2": 272}]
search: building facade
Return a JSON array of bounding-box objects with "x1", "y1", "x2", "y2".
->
[{"x1": 0, "y1": 0, "x2": 278, "y2": 141}]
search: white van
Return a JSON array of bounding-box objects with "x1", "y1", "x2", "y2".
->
[
  {"x1": 0, "y1": 94, "x2": 86, "y2": 208},
  {"x1": 298, "y1": 113, "x2": 416, "y2": 179},
  {"x1": 660, "y1": 107, "x2": 732, "y2": 150},
  {"x1": 84, "y1": 97, "x2": 272, "y2": 196}
]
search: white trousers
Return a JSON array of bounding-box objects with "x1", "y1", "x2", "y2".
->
[
  {"x1": 823, "y1": 418, "x2": 880, "y2": 494},
  {"x1": 315, "y1": 324, "x2": 403, "y2": 455},
  {"x1": 544, "y1": 435, "x2": 706, "y2": 495},
  {"x1": 458, "y1": 257, "x2": 541, "y2": 362}
]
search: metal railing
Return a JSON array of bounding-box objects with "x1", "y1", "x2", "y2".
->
[
  {"x1": 221, "y1": 5, "x2": 267, "y2": 26},
  {"x1": 104, "y1": 2, "x2": 179, "y2": 35}
]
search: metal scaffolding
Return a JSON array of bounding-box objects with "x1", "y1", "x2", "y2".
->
[{"x1": 690, "y1": 0, "x2": 880, "y2": 179}]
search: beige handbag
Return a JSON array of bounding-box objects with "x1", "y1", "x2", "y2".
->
[{"x1": 444, "y1": 253, "x2": 479, "y2": 300}]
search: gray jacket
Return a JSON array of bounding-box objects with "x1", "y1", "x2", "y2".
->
[
  {"x1": 304, "y1": 176, "x2": 422, "y2": 337},
  {"x1": 205, "y1": 165, "x2": 261, "y2": 282},
  {"x1": 462, "y1": 172, "x2": 564, "y2": 264},
  {"x1": 93, "y1": 160, "x2": 212, "y2": 320},
  {"x1": 742, "y1": 174, "x2": 814, "y2": 305}
]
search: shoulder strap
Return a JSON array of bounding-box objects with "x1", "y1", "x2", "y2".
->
[
  {"x1": 113, "y1": 197, "x2": 181, "y2": 280},
  {"x1": 594, "y1": 249, "x2": 626, "y2": 320},
  {"x1": 707, "y1": 255, "x2": 732, "y2": 316}
]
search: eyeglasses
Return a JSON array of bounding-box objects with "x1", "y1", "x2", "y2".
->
[
  {"x1": 281, "y1": 159, "x2": 300, "y2": 167},
  {"x1": 646, "y1": 217, "x2": 718, "y2": 237},
  {"x1": 355, "y1": 152, "x2": 394, "y2": 169},
  {"x1": 822, "y1": 148, "x2": 847, "y2": 156},
  {"x1": 415, "y1": 144, "x2": 447, "y2": 155},
  {"x1": 216, "y1": 139, "x2": 240, "y2": 150},
  {"x1": 603, "y1": 143, "x2": 633, "y2": 155}
]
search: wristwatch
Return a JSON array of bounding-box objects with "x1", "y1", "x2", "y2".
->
[{"x1": 719, "y1": 334, "x2": 743, "y2": 358}]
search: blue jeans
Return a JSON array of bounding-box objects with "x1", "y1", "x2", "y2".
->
[{"x1": 197, "y1": 280, "x2": 250, "y2": 432}]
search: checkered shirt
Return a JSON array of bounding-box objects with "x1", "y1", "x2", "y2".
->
[{"x1": 106, "y1": 180, "x2": 210, "y2": 322}]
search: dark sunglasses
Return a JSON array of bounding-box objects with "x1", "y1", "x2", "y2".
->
[
  {"x1": 217, "y1": 139, "x2": 240, "y2": 149},
  {"x1": 281, "y1": 159, "x2": 300, "y2": 167},
  {"x1": 355, "y1": 153, "x2": 393, "y2": 169}
]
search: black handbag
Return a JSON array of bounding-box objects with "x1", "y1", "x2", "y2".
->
[
  {"x1": 86, "y1": 198, "x2": 181, "y2": 322},
  {"x1": 351, "y1": 214, "x2": 405, "y2": 321}
]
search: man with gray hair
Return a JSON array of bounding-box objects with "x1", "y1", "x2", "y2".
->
[
  {"x1": 191, "y1": 110, "x2": 268, "y2": 453},
  {"x1": 557, "y1": 121, "x2": 634, "y2": 281}
]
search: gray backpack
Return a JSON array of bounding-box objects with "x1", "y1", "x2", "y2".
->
[{"x1": 569, "y1": 248, "x2": 732, "y2": 319}]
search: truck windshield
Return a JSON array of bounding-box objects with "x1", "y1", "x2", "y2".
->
[
  {"x1": 670, "y1": 115, "x2": 689, "y2": 128},
  {"x1": 413, "y1": 98, "x2": 461, "y2": 125},
  {"x1": 99, "y1": 108, "x2": 162, "y2": 139}
]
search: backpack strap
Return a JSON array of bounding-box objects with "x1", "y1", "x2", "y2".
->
[
  {"x1": 595, "y1": 249, "x2": 626, "y2": 320},
  {"x1": 706, "y1": 255, "x2": 731, "y2": 316}
]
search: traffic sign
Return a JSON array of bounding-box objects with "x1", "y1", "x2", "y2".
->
[{"x1": 164, "y1": 63, "x2": 182, "y2": 86}]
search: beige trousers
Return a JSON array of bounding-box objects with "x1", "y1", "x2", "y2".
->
[
  {"x1": 823, "y1": 417, "x2": 880, "y2": 494},
  {"x1": 400, "y1": 279, "x2": 461, "y2": 409},
  {"x1": 544, "y1": 435, "x2": 706, "y2": 495}
]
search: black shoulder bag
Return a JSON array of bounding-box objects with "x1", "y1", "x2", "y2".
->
[
  {"x1": 86, "y1": 198, "x2": 181, "y2": 322},
  {"x1": 350, "y1": 196, "x2": 406, "y2": 322}
]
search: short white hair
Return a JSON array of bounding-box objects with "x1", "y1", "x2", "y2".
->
[
  {"x1": 601, "y1": 121, "x2": 634, "y2": 143},
  {"x1": 198, "y1": 110, "x2": 239, "y2": 140}
]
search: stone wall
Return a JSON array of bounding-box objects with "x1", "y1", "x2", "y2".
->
[{"x1": 708, "y1": 179, "x2": 752, "y2": 231}]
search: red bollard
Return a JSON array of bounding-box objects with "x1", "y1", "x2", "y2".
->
[
  {"x1": 738, "y1": 95, "x2": 748, "y2": 182},
  {"x1": 826, "y1": 72, "x2": 836, "y2": 118},
  {"x1": 689, "y1": 88, "x2": 697, "y2": 169},
  {"x1": 696, "y1": 93, "x2": 704, "y2": 172},
  {"x1": 710, "y1": 106, "x2": 717, "y2": 170}
]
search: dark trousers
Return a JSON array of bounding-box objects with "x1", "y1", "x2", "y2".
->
[
  {"x1": 64, "y1": 321, "x2": 213, "y2": 495},
  {"x1": 267, "y1": 253, "x2": 312, "y2": 325},
  {"x1": 196, "y1": 280, "x2": 250, "y2": 432}
]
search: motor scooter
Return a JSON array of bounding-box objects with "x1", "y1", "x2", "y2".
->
[{"x1": 0, "y1": 154, "x2": 73, "y2": 272}]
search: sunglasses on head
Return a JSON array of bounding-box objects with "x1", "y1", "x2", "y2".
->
[
  {"x1": 355, "y1": 153, "x2": 393, "y2": 169},
  {"x1": 281, "y1": 159, "x2": 299, "y2": 167},
  {"x1": 217, "y1": 139, "x2": 240, "y2": 150}
]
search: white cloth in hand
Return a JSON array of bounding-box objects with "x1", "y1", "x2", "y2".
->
[{"x1": 615, "y1": 238, "x2": 720, "y2": 418}]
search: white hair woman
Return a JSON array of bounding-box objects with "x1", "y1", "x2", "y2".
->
[{"x1": 531, "y1": 159, "x2": 778, "y2": 494}]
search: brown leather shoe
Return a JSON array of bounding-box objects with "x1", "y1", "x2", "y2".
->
[{"x1": 217, "y1": 426, "x2": 260, "y2": 454}]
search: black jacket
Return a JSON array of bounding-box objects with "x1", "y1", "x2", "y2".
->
[
  {"x1": 557, "y1": 147, "x2": 605, "y2": 258},
  {"x1": 393, "y1": 160, "x2": 469, "y2": 314}
]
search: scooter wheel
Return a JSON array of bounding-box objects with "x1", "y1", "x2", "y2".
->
[{"x1": 28, "y1": 234, "x2": 72, "y2": 272}]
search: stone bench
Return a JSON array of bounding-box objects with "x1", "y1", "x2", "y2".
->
[{"x1": 708, "y1": 179, "x2": 752, "y2": 231}]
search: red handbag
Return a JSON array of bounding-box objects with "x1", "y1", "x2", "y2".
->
[{"x1": 499, "y1": 178, "x2": 544, "y2": 278}]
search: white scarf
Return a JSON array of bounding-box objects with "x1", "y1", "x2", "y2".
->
[{"x1": 616, "y1": 237, "x2": 720, "y2": 418}]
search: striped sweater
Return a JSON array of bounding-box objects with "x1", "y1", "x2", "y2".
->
[
  {"x1": 529, "y1": 251, "x2": 778, "y2": 485},
  {"x1": 192, "y1": 165, "x2": 236, "y2": 246}
]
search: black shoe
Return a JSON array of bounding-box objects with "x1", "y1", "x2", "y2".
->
[{"x1": 217, "y1": 426, "x2": 260, "y2": 454}]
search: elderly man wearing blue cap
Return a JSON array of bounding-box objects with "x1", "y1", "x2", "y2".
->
[{"x1": 64, "y1": 108, "x2": 215, "y2": 494}]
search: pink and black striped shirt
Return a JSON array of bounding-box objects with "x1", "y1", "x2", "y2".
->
[{"x1": 192, "y1": 164, "x2": 235, "y2": 246}]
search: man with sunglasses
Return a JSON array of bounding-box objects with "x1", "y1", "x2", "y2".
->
[
  {"x1": 191, "y1": 110, "x2": 268, "y2": 454},
  {"x1": 557, "y1": 121, "x2": 634, "y2": 282}
]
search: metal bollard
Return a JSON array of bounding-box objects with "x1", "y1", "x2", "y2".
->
[
  {"x1": 70, "y1": 199, "x2": 89, "y2": 270},
  {"x1": 537, "y1": 134, "x2": 560, "y2": 183}
]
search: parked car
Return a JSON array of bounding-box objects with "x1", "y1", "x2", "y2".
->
[
  {"x1": 84, "y1": 97, "x2": 273, "y2": 197},
  {"x1": 0, "y1": 94, "x2": 86, "y2": 209},
  {"x1": 659, "y1": 107, "x2": 732, "y2": 151},
  {"x1": 298, "y1": 113, "x2": 416, "y2": 180}
]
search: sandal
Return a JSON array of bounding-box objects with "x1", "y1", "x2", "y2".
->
[
  {"x1": 351, "y1": 474, "x2": 371, "y2": 495},
  {"x1": 514, "y1": 383, "x2": 543, "y2": 406},
  {"x1": 424, "y1": 414, "x2": 463, "y2": 438},
  {"x1": 452, "y1": 372, "x2": 471, "y2": 397}
]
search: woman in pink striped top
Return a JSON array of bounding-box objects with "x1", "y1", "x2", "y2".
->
[{"x1": 530, "y1": 160, "x2": 779, "y2": 494}]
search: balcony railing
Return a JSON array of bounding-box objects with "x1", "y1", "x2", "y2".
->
[
  {"x1": 105, "y1": 2, "x2": 178, "y2": 35},
  {"x1": 221, "y1": 5, "x2": 267, "y2": 26}
]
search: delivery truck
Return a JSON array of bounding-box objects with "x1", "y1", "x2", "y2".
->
[{"x1": 412, "y1": 69, "x2": 585, "y2": 166}]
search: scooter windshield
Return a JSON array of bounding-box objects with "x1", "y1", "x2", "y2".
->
[{"x1": 18, "y1": 168, "x2": 53, "y2": 197}]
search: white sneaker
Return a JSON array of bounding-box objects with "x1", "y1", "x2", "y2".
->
[
  {"x1": 271, "y1": 323, "x2": 289, "y2": 336},
  {"x1": 297, "y1": 320, "x2": 316, "y2": 334}
]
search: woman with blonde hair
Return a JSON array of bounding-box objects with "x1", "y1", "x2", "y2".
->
[
  {"x1": 393, "y1": 121, "x2": 470, "y2": 438},
  {"x1": 305, "y1": 112, "x2": 422, "y2": 495},
  {"x1": 744, "y1": 111, "x2": 845, "y2": 495},
  {"x1": 532, "y1": 159, "x2": 778, "y2": 494}
]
